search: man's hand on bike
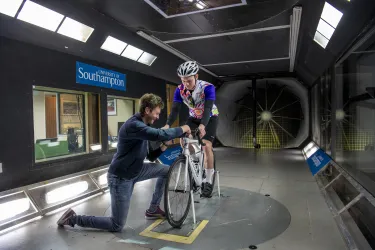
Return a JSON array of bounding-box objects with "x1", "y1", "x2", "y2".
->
[
  {"x1": 198, "y1": 124, "x2": 206, "y2": 138},
  {"x1": 181, "y1": 125, "x2": 191, "y2": 136},
  {"x1": 162, "y1": 140, "x2": 174, "y2": 146}
]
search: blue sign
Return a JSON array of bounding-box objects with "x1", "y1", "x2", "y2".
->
[
  {"x1": 158, "y1": 146, "x2": 182, "y2": 166},
  {"x1": 306, "y1": 149, "x2": 331, "y2": 176},
  {"x1": 76, "y1": 61, "x2": 126, "y2": 91}
]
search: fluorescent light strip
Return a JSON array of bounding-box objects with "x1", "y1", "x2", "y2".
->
[
  {"x1": 164, "y1": 25, "x2": 290, "y2": 44},
  {"x1": 196, "y1": 3, "x2": 204, "y2": 9},
  {"x1": 138, "y1": 52, "x2": 157, "y2": 66},
  {"x1": 101, "y1": 36, "x2": 128, "y2": 55},
  {"x1": 17, "y1": 0, "x2": 64, "y2": 32},
  {"x1": 90, "y1": 145, "x2": 102, "y2": 151},
  {"x1": 121, "y1": 45, "x2": 144, "y2": 61},
  {"x1": 321, "y1": 2, "x2": 343, "y2": 28},
  {"x1": 144, "y1": 0, "x2": 246, "y2": 19},
  {"x1": 289, "y1": 6, "x2": 302, "y2": 72},
  {"x1": 317, "y1": 18, "x2": 334, "y2": 40},
  {"x1": 98, "y1": 173, "x2": 108, "y2": 185},
  {"x1": 45, "y1": 181, "x2": 89, "y2": 204},
  {"x1": 203, "y1": 57, "x2": 289, "y2": 67},
  {"x1": 313, "y1": 2, "x2": 343, "y2": 49},
  {"x1": 0, "y1": 0, "x2": 24, "y2": 17},
  {"x1": 314, "y1": 31, "x2": 329, "y2": 49},
  {"x1": 57, "y1": 17, "x2": 94, "y2": 42},
  {"x1": 0, "y1": 198, "x2": 31, "y2": 222},
  {"x1": 137, "y1": 31, "x2": 218, "y2": 77}
]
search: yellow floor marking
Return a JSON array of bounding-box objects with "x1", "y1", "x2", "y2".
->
[{"x1": 139, "y1": 219, "x2": 209, "y2": 244}]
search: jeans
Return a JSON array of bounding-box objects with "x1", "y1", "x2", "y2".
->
[{"x1": 71, "y1": 163, "x2": 170, "y2": 232}]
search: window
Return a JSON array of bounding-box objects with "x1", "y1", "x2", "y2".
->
[
  {"x1": 33, "y1": 88, "x2": 101, "y2": 162},
  {"x1": 334, "y1": 32, "x2": 375, "y2": 190},
  {"x1": 107, "y1": 96, "x2": 138, "y2": 150}
]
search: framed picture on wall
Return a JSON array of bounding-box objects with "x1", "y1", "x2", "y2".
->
[
  {"x1": 62, "y1": 101, "x2": 79, "y2": 115},
  {"x1": 107, "y1": 98, "x2": 117, "y2": 116}
]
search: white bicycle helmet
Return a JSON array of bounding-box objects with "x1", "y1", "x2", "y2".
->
[{"x1": 177, "y1": 61, "x2": 199, "y2": 77}]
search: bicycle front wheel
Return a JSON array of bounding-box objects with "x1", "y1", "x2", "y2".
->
[{"x1": 164, "y1": 156, "x2": 192, "y2": 228}]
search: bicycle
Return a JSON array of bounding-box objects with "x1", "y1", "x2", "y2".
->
[{"x1": 164, "y1": 130, "x2": 219, "y2": 228}]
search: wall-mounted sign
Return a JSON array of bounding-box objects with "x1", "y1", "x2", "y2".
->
[
  {"x1": 306, "y1": 149, "x2": 331, "y2": 176},
  {"x1": 76, "y1": 62, "x2": 126, "y2": 91},
  {"x1": 158, "y1": 146, "x2": 182, "y2": 166}
]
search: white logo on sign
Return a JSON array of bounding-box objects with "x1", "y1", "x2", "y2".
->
[{"x1": 78, "y1": 67, "x2": 125, "y2": 88}]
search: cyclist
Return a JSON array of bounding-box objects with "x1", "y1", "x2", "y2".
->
[{"x1": 162, "y1": 61, "x2": 219, "y2": 198}]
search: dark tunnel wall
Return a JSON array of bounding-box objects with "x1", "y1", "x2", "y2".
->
[{"x1": 0, "y1": 36, "x2": 173, "y2": 192}]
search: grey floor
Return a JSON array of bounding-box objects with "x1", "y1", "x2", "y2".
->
[{"x1": 0, "y1": 148, "x2": 346, "y2": 250}]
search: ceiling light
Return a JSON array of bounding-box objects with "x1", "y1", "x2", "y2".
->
[
  {"x1": 289, "y1": 6, "x2": 302, "y2": 72},
  {"x1": 317, "y1": 19, "x2": 335, "y2": 39},
  {"x1": 314, "y1": 31, "x2": 329, "y2": 49},
  {"x1": 0, "y1": 0, "x2": 23, "y2": 17},
  {"x1": 198, "y1": 1, "x2": 206, "y2": 7},
  {"x1": 17, "y1": 0, "x2": 64, "y2": 32},
  {"x1": 57, "y1": 17, "x2": 94, "y2": 42},
  {"x1": 188, "y1": 0, "x2": 194, "y2": 2},
  {"x1": 101, "y1": 36, "x2": 127, "y2": 55},
  {"x1": 138, "y1": 52, "x2": 157, "y2": 66},
  {"x1": 196, "y1": 3, "x2": 204, "y2": 9},
  {"x1": 45, "y1": 181, "x2": 89, "y2": 204},
  {"x1": 321, "y1": 2, "x2": 343, "y2": 28},
  {"x1": 0, "y1": 198, "x2": 30, "y2": 222},
  {"x1": 121, "y1": 45, "x2": 143, "y2": 61}
]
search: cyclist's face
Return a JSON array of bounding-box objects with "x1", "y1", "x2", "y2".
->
[
  {"x1": 181, "y1": 75, "x2": 197, "y2": 90},
  {"x1": 144, "y1": 106, "x2": 161, "y2": 124}
]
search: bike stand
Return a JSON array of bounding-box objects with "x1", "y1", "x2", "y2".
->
[
  {"x1": 190, "y1": 170, "x2": 222, "y2": 225},
  {"x1": 216, "y1": 170, "x2": 221, "y2": 198},
  {"x1": 190, "y1": 190, "x2": 197, "y2": 225}
]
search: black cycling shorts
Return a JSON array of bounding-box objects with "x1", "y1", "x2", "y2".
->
[{"x1": 185, "y1": 116, "x2": 218, "y2": 143}]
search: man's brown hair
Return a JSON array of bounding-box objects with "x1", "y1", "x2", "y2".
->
[{"x1": 139, "y1": 93, "x2": 164, "y2": 115}]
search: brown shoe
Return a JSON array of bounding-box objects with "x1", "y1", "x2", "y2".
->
[{"x1": 57, "y1": 208, "x2": 76, "y2": 227}]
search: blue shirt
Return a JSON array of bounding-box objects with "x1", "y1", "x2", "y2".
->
[{"x1": 108, "y1": 113, "x2": 183, "y2": 179}]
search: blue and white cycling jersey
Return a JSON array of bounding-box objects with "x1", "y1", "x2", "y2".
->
[{"x1": 173, "y1": 80, "x2": 219, "y2": 119}]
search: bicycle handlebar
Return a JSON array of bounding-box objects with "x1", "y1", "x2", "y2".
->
[
  {"x1": 195, "y1": 130, "x2": 206, "y2": 147},
  {"x1": 183, "y1": 129, "x2": 205, "y2": 147},
  {"x1": 159, "y1": 129, "x2": 205, "y2": 147}
]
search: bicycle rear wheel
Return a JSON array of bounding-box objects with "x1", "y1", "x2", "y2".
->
[{"x1": 164, "y1": 156, "x2": 192, "y2": 228}]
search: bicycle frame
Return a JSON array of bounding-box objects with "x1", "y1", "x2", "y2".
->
[{"x1": 174, "y1": 137, "x2": 205, "y2": 192}]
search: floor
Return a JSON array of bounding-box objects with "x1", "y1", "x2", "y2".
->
[{"x1": 0, "y1": 148, "x2": 347, "y2": 250}]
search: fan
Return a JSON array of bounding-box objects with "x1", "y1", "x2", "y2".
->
[{"x1": 231, "y1": 81, "x2": 304, "y2": 149}]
